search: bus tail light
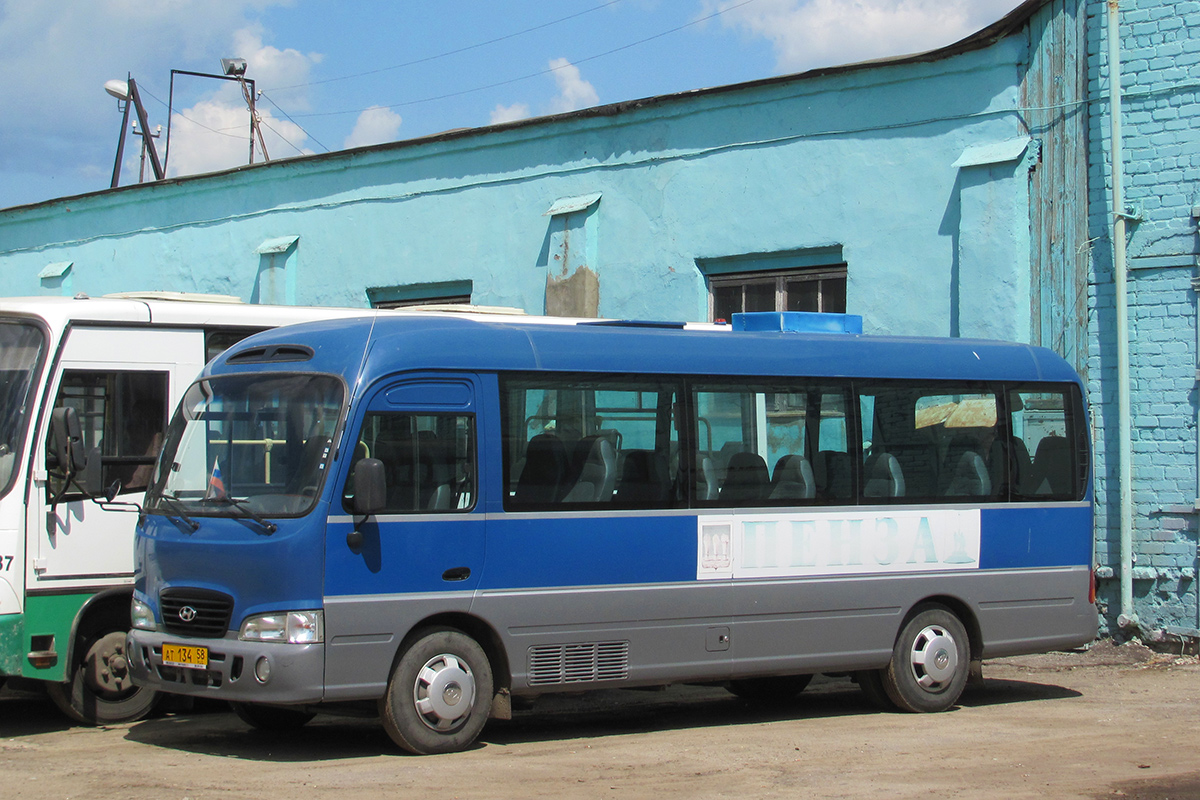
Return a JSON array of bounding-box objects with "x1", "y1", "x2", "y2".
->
[{"x1": 1089, "y1": 567, "x2": 1097, "y2": 605}]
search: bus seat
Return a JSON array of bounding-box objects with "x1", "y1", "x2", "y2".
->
[
  {"x1": 700, "y1": 456, "x2": 720, "y2": 501},
  {"x1": 614, "y1": 449, "x2": 670, "y2": 505},
  {"x1": 815, "y1": 450, "x2": 852, "y2": 501},
  {"x1": 420, "y1": 437, "x2": 455, "y2": 510},
  {"x1": 770, "y1": 454, "x2": 815, "y2": 500},
  {"x1": 1028, "y1": 436, "x2": 1072, "y2": 495},
  {"x1": 285, "y1": 435, "x2": 331, "y2": 497},
  {"x1": 719, "y1": 451, "x2": 769, "y2": 504},
  {"x1": 563, "y1": 435, "x2": 616, "y2": 502},
  {"x1": 513, "y1": 433, "x2": 569, "y2": 505},
  {"x1": 1009, "y1": 437, "x2": 1037, "y2": 494},
  {"x1": 715, "y1": 441, "x2": 747, "y2": 482},
  {"x1": 944, "y1": 450, "x2": 991, "y2": 497},
  {"x1": 864, "y1": 452, "x2": 905, "y2": 498}
]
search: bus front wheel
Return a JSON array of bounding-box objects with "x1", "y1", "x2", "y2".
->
[
  {"x1": 881, "y1": 605, "x2": 969, "y2": 713},
  {"x1": 380, "y1": 628, "x2": 494, "y2": 755},
  {"x1": 47, "y1": 629, "x2": 159, "y2": 725}
]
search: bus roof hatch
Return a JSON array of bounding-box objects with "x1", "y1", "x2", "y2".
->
[{"x1": 732, "y1": 312, "x2": 863, "y2": 335}]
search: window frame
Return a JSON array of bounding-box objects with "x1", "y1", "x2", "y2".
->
[{"x1": 708, "y1": 265, "x2": 848, "y2": 322}]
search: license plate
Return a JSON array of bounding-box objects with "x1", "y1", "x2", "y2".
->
[{"x1": 162, "y1": 642, "x2": 208, "y2": 669}]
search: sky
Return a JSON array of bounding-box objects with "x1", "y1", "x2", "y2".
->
[{"x1": 0, "y1": 0, "x2": 1027, "y2": 211}]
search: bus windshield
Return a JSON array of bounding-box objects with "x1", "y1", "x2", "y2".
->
[
  {"x1": 145, "y1": 373, "x2": 344, "y2": 521},
  {"x1": 0, "y1": 321, "x2": 45, "y2": 499}
]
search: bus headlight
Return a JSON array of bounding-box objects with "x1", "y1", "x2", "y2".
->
[
  {"x1": 239, "y1": 611, "x2": 324, "y2": 644},
  {"x1": 131, "y1": 597, "x2": 156, "y2": 631}
]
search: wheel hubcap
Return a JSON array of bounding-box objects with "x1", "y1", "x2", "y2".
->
[
  {"x1": 83, "y1": 631, "x2": 136, "y2": 698},
  {"x1": 908, "y1": 624, "x2": 958, "y2": 689},
  {"x1": 413, "y1": 653, "x2": 476, "y2": 731}
]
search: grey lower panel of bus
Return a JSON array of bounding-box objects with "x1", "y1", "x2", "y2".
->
[
  {"x1": 125, "y1": 630, "x2": 326, "y2": 704},
  {"x1": 322, "y1": 566, "x2": 1095, "y2": 702}
]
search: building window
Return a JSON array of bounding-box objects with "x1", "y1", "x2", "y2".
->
[
  {"x1": 699, "y1": 247, "x2": 847, "y2": 323},
  {"x1": 367, "y1": 280, "x2": 473, "y2": 309}
]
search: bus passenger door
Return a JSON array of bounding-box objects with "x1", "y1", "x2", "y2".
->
[
  {"x1": 322, "y1": 375, "x2": 486, "y2": 699},
  {"x1": 29, "y1": 327, "x2": 205, "y2": 592}
]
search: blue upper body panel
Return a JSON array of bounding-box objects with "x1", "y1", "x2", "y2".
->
[
  {"x1": 140, "y1": 314, "x2": 1088, "y2": 623},
  {"x1": 211, "y1": 314, "x2": 1083, "y2": 394}
]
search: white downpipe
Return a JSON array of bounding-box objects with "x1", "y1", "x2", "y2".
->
[{"x1": 1108, "y1": 0, "x2": 1137, "y2": 631}]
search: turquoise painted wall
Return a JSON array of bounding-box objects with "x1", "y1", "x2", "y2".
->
[{"x1": 1, "y1": 37, "x2": 1034, "y2": 341}]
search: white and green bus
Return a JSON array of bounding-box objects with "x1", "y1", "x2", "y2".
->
[{"x1": 0, "y1": 293, "x2": 386, "y2": 724}]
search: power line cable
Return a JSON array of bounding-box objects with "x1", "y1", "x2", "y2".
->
[
  {"x1": 258, "y1": 93, "x2": 331, "y2": 152},
  {"x1": 270, "y1": 0, "x2": 625, "y2": 93},
  {"x1": 274, "y1": 0, "x2": 760, "y2": 120},
  {"x1": 137, "y1": 85, "x2": 247, "y2": 140}
]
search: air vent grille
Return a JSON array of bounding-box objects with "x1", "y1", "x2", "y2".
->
[{"x1": 528, "y1": 641, "x2": 629, "y2": 686}]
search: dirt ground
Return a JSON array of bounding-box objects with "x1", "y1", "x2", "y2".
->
[{"x1": 2, "y1": 641, "x2": 1199, "y2": 800}]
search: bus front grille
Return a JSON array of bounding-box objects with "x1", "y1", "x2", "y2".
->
[
  {"x1": 528, "y1": 641, "x2": 629, "y2": 686},
  {"x1": 160, "y1": 588, "x2": 234, "y2": 637}
]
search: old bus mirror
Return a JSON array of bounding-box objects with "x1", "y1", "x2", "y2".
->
[
  {"x1": 79, "y1": 445, "x2": 104, "y2": 498},
  {"x1": 352, "y1": 457, "x2": 386, "y2": 516},
  {"x1": 50, "y1": 407, "x2": 86, "y2": 476}
]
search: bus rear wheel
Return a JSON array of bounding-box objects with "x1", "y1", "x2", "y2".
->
[
  {"x1": 379, "y1": 629, "x2": 493, "y2": 755},
  {"x1": 47, "y1": 630, "x2": 160, "y2": 725},
  {"x1": 881, "y1": 605, "x2": 970, "y2": 713}
]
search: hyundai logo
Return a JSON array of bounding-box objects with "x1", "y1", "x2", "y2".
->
[{"x1": 178, "y1": 605, "x2": 198, "y2": 623}]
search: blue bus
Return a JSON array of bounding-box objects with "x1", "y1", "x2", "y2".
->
[{"x1": 127, "y1": 312, "x2": 1095, "y2": 754}]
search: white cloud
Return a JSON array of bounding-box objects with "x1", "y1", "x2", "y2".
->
[
  {"x1": 490, "y1": 103, "x2": 532, "y2": 125},
  {"x1": 489, "y1": 58, "x2": 598, "y2": 125},
  {"x1": 709, "y1": 0, "x2": 1024, "y2": 73},
  {"x1": 343, "y1": 106, "x2": 403, "y2": 149},
  {"x1": 546, "y1": 58, "x2": 600, "y2": 114},
  {"x1": 167, "y1": 98, "x2": 310, "y2": 176}
]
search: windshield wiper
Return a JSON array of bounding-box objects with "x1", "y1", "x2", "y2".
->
[
  {"x1": 207, "y1": 495, "x2": 278, "y2": 533},
  {"x1": 156, "y1": 494, "x2": 200, "y2": 532}
]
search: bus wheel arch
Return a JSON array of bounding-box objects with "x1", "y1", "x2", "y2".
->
[
  {"x1": 380, "y1": 625, "x2": 495, "y2": 755},
  {"x1": 880, "y1": 600, "x2": 973, "y2": 713},
  {"x1": 398, "y1": 613, "x2": 510, "y2": 698},
  {"x1": 46, "y1": 589, "x2": 161, "y2": 726}
]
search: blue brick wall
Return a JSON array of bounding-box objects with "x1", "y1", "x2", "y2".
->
[{"x1": 1086, "y1": 0, "x2": 1200, "y2": 637}]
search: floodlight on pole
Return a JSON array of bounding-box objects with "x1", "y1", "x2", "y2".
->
[
  {"x1": 105, "y1": 74, "x2": 164, "y2": 188},
  {"x1": 165, "y1": 57, "x2": 267, "y2": 172}
]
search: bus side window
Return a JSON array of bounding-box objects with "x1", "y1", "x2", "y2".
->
[
  {"x1": 694, "y1": 381, "x2": 840, "y2": 507},
  {"x1": 501, "y1": 375, "x2": 681, "y2": 511},
  {"x1": 859, "y1": 383, "x2": 1001, "y2": 503},
  {"x1": 47, "y1": 370, "x2": 169, "y2": 498},
  {"x1": 343, "y1": 412, "x2": 476, "y2": 513},
  {"x1": 1010, "y1": 389, "x2": 1081, "y2": 500}
]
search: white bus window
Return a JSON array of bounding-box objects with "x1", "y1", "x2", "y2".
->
[{"x1": 48, "y1": 370, "x2": 169, "y2": 498}]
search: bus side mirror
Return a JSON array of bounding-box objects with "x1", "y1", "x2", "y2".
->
[
  {"x1": 80, "y1": 446, "x2": 104, "y2": 498},
  {"x1": 352, "y1": 458, "x2": 386, "y2": 516},
  {"x1": 50, "y1": 407, "x2": 86, "y2": 476}
]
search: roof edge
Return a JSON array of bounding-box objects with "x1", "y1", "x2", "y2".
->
[{"x1": 0, "y1": 0, "x2": 1049, "y2": 216}]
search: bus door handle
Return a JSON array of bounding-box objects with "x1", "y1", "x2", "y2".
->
[{"x1": 442, "y1": 567, "x2": 471, "y2": 582}]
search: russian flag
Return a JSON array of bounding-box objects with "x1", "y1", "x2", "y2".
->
[{"x1": 205, "y1": 457, "x2": 226, "y2": 500}]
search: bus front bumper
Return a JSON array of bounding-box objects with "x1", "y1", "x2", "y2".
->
[{"x1": 126, "y1": 629, "x2": 325, "y2": 704}]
